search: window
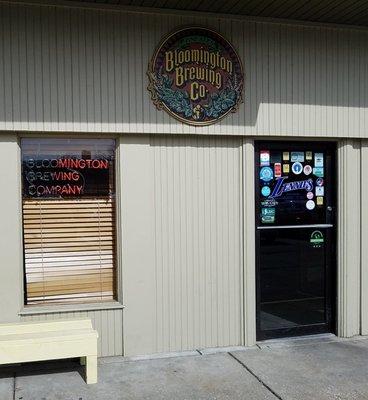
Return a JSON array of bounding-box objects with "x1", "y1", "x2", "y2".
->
[{"x1": 21, "y1": 139, "x2": 116, "y2": 305}]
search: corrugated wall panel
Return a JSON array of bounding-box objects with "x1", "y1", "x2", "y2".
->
[
  {"x1": 361, "y1": 141, "x2": 368, "y2": 335},
  {"x1": 153, "y1": 135, "x2": 243, "y2": 352},
  {"x1": 337, "y1": 140, "x2": 361, "y2": 337},
  {"x1": 1, "y1": 2, "x2": 368, "y2": 137},
  {"x1": 20, "y1": 309, "x2": 123, "y2": 357},
  {"x1": 120, "y1": 135, "x2": 243, "y2": 355}
]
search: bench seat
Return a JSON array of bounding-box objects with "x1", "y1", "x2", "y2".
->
[{"x1": 0, "y1": 319, "x2": 98, "y2": 384}]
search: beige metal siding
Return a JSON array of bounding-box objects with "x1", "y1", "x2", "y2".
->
[
  {"x1": 120, "y1": 135, "x2": 243, "y2": 356},
  {"x1": 20, "y1": 309, "x2": 123, "y2": 357},
  {"x1": 1, "y1": 2, "x2": 368, "y2": 137},
  {"x1": 361, "y1": 141, "x2": 368, "y2": 335},
  {"x1": 337, "y1": 140, "x2": 361, "y2": 337},
  {"x1": 0, "y1": 134, "x2": 23, "y2": 323}
]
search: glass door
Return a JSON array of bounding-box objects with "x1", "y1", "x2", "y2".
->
[{"x1": 255, "y1": 142, "x2": 336, "y2": 340}]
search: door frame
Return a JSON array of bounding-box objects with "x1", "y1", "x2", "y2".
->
[{"x1": 254, "y1": 140, "x2": 337, "y2": 341}]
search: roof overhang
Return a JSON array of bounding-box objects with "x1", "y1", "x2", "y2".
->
[{"x1": 5, "y1": 0, "x2": 368, "y2": 29}]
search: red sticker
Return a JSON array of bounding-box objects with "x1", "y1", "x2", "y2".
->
[{"x1": 274, "y1": 163, "x2": 282, "y2": 177}]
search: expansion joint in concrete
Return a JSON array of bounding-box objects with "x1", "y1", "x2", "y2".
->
[
  {"x1": 12, "y1": 372, "x2": 16, "y2": 400},
  {"x1": 228, "y1": 352, "x2": 283, "y2": 400}
]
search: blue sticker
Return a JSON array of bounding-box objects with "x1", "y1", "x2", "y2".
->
[
  {"x1": 313, "y1": 167, "x2": 324, "y2": 177},
  {"x1": 261, "y1": 186, "x2": 271, "y2": 197},
  {"x1": 262, "y1": 207, "x2": 275, "y2": 217},
  {"x1": 291, "y1": 152, "x2": 304, "y2": 162},
  {"x1": 316, "y1": 177, "x2": 324, "y2": 186},
  {"x1": 260, "y1": 167, "x2": 273, "y2": 182},
  {"x1": 292, "y1": 162, "x2": 303, "y2": 175}
]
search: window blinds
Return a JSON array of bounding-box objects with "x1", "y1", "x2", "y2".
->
[
  {"x1": 23, "y1": 198, "x2": 116, "y2": 304},
  {"x1": 21, "y1": 138, "x2": 116, "y2": 306}
]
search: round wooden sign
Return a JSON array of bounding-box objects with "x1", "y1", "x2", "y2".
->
[{"x1": 147, "y1": 27, "x2": 244, "y2": 126}]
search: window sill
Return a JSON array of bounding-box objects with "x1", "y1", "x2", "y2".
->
[{"x1": 19, "y1": 301, "x2": 125, "y2": 316}]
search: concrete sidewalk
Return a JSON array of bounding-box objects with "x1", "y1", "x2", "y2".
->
[{"x1": 1, "y1": 335, "x2": 368, "y2": 400}]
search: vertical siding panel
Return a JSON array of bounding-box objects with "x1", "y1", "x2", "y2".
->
[
  {"x1": 149, "y1": 136, "x2": 242, "y2": 353},
  {"x1": 127, "y1": 14, "x2": 137, "y2": 133},
  {"x1": 70, "y1": 8, "x2": 81, "y2": 131},
  {"x1": 63, "y1": 8, "x2": 74, "y2": 132},
  {"x1": 9, "y1": 5, "x2": 20, "y2": 130},
  {"x1": 48, "y1": 6, "x2": 58, "y2": 130},
  {"x1": 107, "y1": 13, "x2": 116, "y2": 132},
  {"x1": 337, "y1": 140, "x2": 361, "y2": 337},
  {"x1": 40, "y1": 5, "x2": 52, "y2": 131},
  {"x1": 85, "y1": 10, "x2": 95, "y2": 131},
  {"x1": 361, "y1": 141, "x2": 368, "y2": 335},
  {"x1": 92, "y1": 11, "x2": 102, "y2": 132},
  {"x1": 17, "y1": 5, "x2": 28, "y2": 130},
  {"x1": 34, "y1": 6, "x2": 44, "y2": 131},
  {"x1": 121, "y1": 12, "x2": 129, "y2": 132},
  {"x1": 0, "y1": 5, "x2": 5, "y2": 130},
  {"x1": 56, "y1": 7, "x2": 66, "y2": 132},
  {"x1": 3, "y1": 5, "x2": 13, "y2": 129},
  {"x1": 100, "y1": 11, "x2": 109, "y2": 132},
  {"x1": 77, "y1": 9, "x2": 88, "y2": 132}
]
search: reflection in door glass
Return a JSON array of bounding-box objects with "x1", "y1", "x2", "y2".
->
[{"x1": 260, "y1": 228, "x2": 326, "y2": 331}]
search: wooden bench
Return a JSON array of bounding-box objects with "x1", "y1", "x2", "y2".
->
[{"x1": 0, "y1": 318, "x2": 98, "y2": 384}]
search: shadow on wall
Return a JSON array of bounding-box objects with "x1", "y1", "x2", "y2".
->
[{"x1": 0, "y1": 2, "x2": 367, "y2": 135}]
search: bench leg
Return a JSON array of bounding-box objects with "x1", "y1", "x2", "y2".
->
[{"x1": 86, "y1": 355, "x2": 98, "y2": 384}]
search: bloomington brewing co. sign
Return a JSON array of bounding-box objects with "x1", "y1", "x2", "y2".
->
[{"x1": 147, "y1": 27, "x2": 244, "y2": 126}]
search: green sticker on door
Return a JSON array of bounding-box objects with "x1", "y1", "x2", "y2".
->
[{"x1": 310, "y1": 230, "x2": 324, "y2": 248}]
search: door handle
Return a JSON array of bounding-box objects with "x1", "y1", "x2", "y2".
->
[{"x1": 257, "y1": 224, "x2": 333, "y2": 230}]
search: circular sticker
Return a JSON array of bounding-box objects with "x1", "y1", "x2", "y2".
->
[
  {"x1": 261, "y1": 186, "x2": 271, "y2": 197},
  {"x1": 304, "y1": 165, "x2": 312, "y2": 175},
  {"x1": 307, "y1": 191, "x2": 314, "y2": 200},
  {"x1": 292, "y1": 162, "x2": 303, "y2": 175},
  {"x1": 306, "y1": 200, "x2": 315, "y2": 210},
  {"x1": 316, "y1": 178, "x2": 324, "y2": 187},
  {"x1": 260, "y1": 167, "x2": 273, "y2": 182}
]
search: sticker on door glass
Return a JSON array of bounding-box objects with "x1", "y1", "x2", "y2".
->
[
  {"x1": 310, "y1": 230, "x2": 324, "y2": 248},
  {"x1": 261, "y1": 186, "x2": 271, "y2": 197},
  {"x1": 307, "y1": 191, "x2": 314, "y2": 200},
  {"x1": 261, "y1": 199, "x2": 278, "y2": 207},
  {"x1": 306, "y1": 200, "x2": 315, "y2": 210},
  {"x1": 274, "y1": 163, "x2": 282, "y2": 177},
  {"x1": 283, "y1": 152, "x2": 289, "y2": 161},
  {"x1": 315, "y1": 186, "x2": 324, "y2": 196},
  {"x1": 314, "y1": 153, "x2": 324, "y2": 167},
  {"x1": 291, "y1": 152, "x2": 304, "y2": 162},
  {"x1": 260, "y1": 167, "x2": 273, "y2": 182},
  {"x1": 283, "y1": 164, "x2": 290, "y2": 174},
  {"x1": 303, "y1": 165, "x2": 312, "y2": 175},
  {"x1": 306, "y1": 151, "x2": 313, "y2": 161},
  {"x1": 316, "y1": 196, "x2": 324, "y2": 206},
  {"x1": 316, "y1": 177, "x2": 324, "y2": 187},
  {"x1": 292, "y1": 162, "x2": 303, "y2": 175},
  {"x1": 261, "y1": 207, "x2": 275, "y2": 223},
  {"x1": 260, "y1": 150, "x2": 270, "y2": 166},
  {"x1": 270, "y1": 177, "x2": 313, "y2": 198},
  {"x1": 313, "y1": 167, "x2": 324, "y2": 177}
]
